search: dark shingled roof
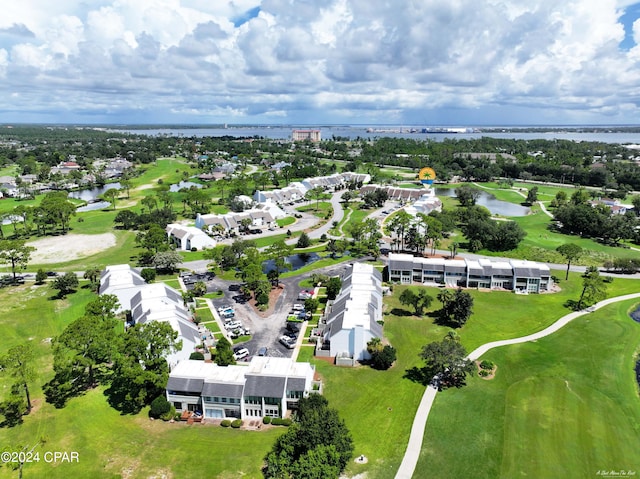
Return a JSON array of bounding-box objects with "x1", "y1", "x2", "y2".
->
[
  {"x1": 166, "y1": 377, "x2": 203, "y2": 393},
  {"x1": 202, "y1": 382, "x2": 244, "y2": 398},
  {"x1": 244, "y1": 375, "x2": 286, "y2": 398},
  {"x1": 286, "y1": 377, "x2": 307, "y2": 392}
]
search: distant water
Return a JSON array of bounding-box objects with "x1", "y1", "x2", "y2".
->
[{"x1": 111, "y1": 126, "x2": 640, "y2": 144}]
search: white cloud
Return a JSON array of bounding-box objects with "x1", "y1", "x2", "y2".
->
[{"x1": 0, "y1": 0, "x2": 640, "y2": 124}]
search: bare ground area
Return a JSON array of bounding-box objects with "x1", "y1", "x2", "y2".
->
[{"x1": 27, "y1": 233, "x2": 117, "y2": 264}]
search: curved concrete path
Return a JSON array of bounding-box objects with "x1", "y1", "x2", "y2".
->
[{"x1": 394, "y1": 292, "x2": 640, "y2": 479}]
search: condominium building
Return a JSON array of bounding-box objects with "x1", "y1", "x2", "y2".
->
[
  {"x1": 388, "y1": 253, "x2": 552, "y2": 293},
  {"x1": 166, "y1": 357, "x2": 320, "y2": 420}
]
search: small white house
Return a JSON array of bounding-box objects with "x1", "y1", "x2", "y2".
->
[{"x1": 166, "y1": 224, "x2": 216, "y2": 251}]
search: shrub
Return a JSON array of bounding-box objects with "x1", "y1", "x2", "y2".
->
[
  {"x1": 231, "y1": 419, "x2": 243, "y2": 428},
  {"x1": 174, "y1": 413, "x2": 182, "y2": 421},
  {"x1": 479, "y1": 360, "x2": 494, "y2": 370},
  {"x1": 281, "y1": 418, "x2": 292, "y2": 426},
  {"x1": 479, "y1": 369, "x2": 490, "y2": 377},
  {"x1": 149, "y1": 396, "x2": 171, "y2": 419},
  {"x1": 35, "y1": 269, "x2": 48, "y2": 284},
  {"x1": 160, "y1": 406, "x2": 176, "y2": 421},
  {"x1": 189, "y1": 352, "x2": 205, "y2": 360},
  {"x1": 191, "y1": 247, "x2": 197, "y2": 252},
  {"x1": 271, "y1": 417, "x2": 283, "y2": 426},
  {"x1": 220, "y1": 420, "x2": 231, "y2": 427},
  {"x1": 263, "y1": 416, "x2": 272, "y2": 424}
]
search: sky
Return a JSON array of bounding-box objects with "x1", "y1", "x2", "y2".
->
[{"x1": 2, "y1": 1, "x2": 640, "y2": 125}]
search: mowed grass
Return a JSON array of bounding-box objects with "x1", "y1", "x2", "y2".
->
[
  {"x1": 1, "y1": 387, "x2": 282, "y2": 479},
  {"x1": 416, "y1": 298, "x2": 640, "y2": 479}
]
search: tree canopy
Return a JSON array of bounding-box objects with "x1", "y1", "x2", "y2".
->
[{"x1": 263, "y1": 395, "x2": 353, "y2": 479}]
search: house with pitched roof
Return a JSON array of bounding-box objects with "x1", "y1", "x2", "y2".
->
[
  {"x1": 317, "y1": 263, "x2": 383, "y2": 365},
  {"x1": 100, "y1": 264, "x2": 200, "y2": 368},
  {"x1": 165, "y1": 223, "x2": 216, "y2": 251}
]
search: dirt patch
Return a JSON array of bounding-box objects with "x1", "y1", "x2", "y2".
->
[{"x1": 27, "y1": 233, "x2": 117, "y2": 264}]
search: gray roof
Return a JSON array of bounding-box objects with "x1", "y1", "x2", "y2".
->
[
  {"x1": 244, "y1": 375, "x2": 286, "y2": 398},
  {"x1": 202, "y1": 382, "x2": 244, "y2": 398},
  {"x1": 286, "y1": 377, "x2": 307, "y2": 392},
  {"x1": 492, "y1": 267, "x2": 514, "y2": 276},
  {"x1": 166, "y1": 376, "x2": 204, "y2": 393},
  {"x1": 444, "y1": 265, "x2": 467, "y2": 274},
  {"x1": 513, "y1": 266, "x2": 539, "y2": 278}
]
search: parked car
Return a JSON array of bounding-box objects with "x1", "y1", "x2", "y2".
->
[
  {"x1": 225, "y1": 320, "x2": 242, "y2": 330},
  {"x1": 257, "y1": 347, "x2": 268, "y2": 356},
  {"x1": 292, "y1": 304, "x2": 305, "y2": 311},
  {"x1": 279, "y1": 336, "x2": 295, "y2": 349},
  {"x1": 233, "y1": 348, "x2": 249, "y2": 360}
]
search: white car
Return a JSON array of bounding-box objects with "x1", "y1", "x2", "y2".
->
[
  {"x1": 233, "y1": 348, "x2": 249, "y2": 360},
  {"x1": 225, "y1": 321, "x2": 242, "y2": 330}
]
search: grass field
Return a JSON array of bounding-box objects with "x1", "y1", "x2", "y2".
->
[{"x1": 415, "y1": 298, "x2": 640, "y2": 479}]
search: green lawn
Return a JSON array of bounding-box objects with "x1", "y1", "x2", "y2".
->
[
  {"x1": 416, "y1": 298, "x2": 640, "y2": 479},
  {"x1": 1, "y1": 388, "x2": 282, "y2": 479}
]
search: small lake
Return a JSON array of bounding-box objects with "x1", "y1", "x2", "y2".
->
[
  {"x1": 630, "y1": 305, "x2": 640, "y2": 323},
  {"x1": 170, "y1": 181, "x2": 203, "y2": 192},
  {"x1": 68, "y1": 182, "x2": 121, "y2": 202},
  {"x1": 263, "y1": 253, "x2": 321, "y2": 273},
  {"x1": 76, "y1": 201, "x2": 111, "y2": 212},
  {"x1": 434, "y1": 188, "x2": 530, "y2": 217}
]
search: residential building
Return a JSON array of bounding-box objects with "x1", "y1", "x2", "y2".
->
[
  {"x1": 99, "y1": 264, "x2": 200, "y2": 368},
  {"x1": 166, "y1": 357, "x2": 320, "y2": 420},
  {"x1": 388, "y1": 253, "x2": 552, "y2": 293},
  {"x1": 317, "y1": 263, "x2": 383, "y2": 365},
  {"x1": 292, "y1": 129, "x2": 321, "y2": 142},
  {"x1": 195, "y1": 204, "x2": 280, "y2": 235},
  {"x1": 253, "y1": 172, "x2": 371, "y2": 204},
  {"x1": 165, "y1": 223, "x2": 216, "y2": 251}
]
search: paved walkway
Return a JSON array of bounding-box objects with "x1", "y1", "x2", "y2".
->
[{"x1": 394, "y1": 291, "x2": 640, "y2": 479}]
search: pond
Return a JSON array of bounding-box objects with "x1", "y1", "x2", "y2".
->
[
  {"x1": 262, "y1": 253, "x2": 321, "y2": 273},
  {"x1": 434, "y1": 188, "x2": 531, "y2": 217},
  {"x1": 68, "y1": 182, "x2": 121, "y2": 202},
  {"x1": 76, "y1": 201, "x2": 111, "y2": 212},
  {"x1": 630, "y1": 304, "x2": 640, "y2": 323},
  {"x1": 170, "y1": 181, "x2": 203, "y2": 192}
]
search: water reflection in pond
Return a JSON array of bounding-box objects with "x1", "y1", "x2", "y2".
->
[
  {"x1": 263, "y1": 253, "x2": 321, "y2": 273},
  {"x1": 170, "y1": 181, "x2": 203, "y2": 192},
  {"x1": 434, "y1": 188, "x2": 530, "y2": 216},
  {"x1": 68, "y1": 182, "x2": 121, "y2": 202}
]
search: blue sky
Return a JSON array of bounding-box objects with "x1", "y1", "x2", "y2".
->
[{"x1": 1, "y1": 1, "x2": 640, "y2": 125}]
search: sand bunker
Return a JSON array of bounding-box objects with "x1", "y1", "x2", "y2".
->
[{"x1": 28, "y1": 233, "x2": 117, "y2": 264}]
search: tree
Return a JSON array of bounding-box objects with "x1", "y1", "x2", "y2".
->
[
  {"x1": 102, "y1": 188, "x2": 119, "y2": 210},
  {"x1": 325, "y1": 276, "x2": 342, "y2": 300},
  {"x1": 525, "y1": 186, "x2": 538, "y2": 205},
  {"x1": 136, "y1": 224, "x2": 169, "y2": 253},
  {"x1": 50, "y1": 313, "x2": 119, "y2": 394},
  {"x1": 632, "y1": 194, "x2": 640, "y2": 216},
  {"x1": 305, "y1": 186, "x2": 326, "y2": 211},
  {"x1": 369, "y1": 342, "x2": 396, "y2": 370},
  {"x1": 438, "y1": 288, "x2": 474, "y2": 327},
  {"x1": 454, "y1": 185, "x2": 481, "y2": 207},
  {"x1": 140, "y1": 267, "x2": 156, "y2": 283},
  {"x1": 0, "y1": 239, "x2": 36, "y2": 281},
  {"x1": 420, "y1": 335, "x2": 474, "y2": 389},
  {"x1": 152, "y1": 250, "x2": 183, "y2": 272},
  {"x1": 214, "y1": 337, "x2": 236, "y2": 366},
  {"x1": 556, "y1": 243, "x2": 583, "y2": 280},
  {"x1": 51, "y1": 272, "x2": 79, "y2": 298},
  {"x1": 577, "y1": 266, "x2": 607, "y2": 310},
  {"x1": 265, "y1": 240, "x2": 293, "y2": 287},
  {"x1": 296, "y1": 232, "x2": 311, "y2": 249},
  {"x1": 84, "y1": 294, "x2": 120, "y2": 319},
  {"x1": 399, "y1": 287, "x2": 433, "y2": 316},
  {"x1": 263, "y1": 395, "x2": 353, "y2": 478},
  {"x1": 304, "y1": 297, "x2": 319, "y2": 314},
  {"x1": 35, "y1": 268, "x2": 48, "y2": 284},
  {"x1": 0, "y1": 343, "x2": 35, "y2": 413},
  {"x1": 105, "y1": 321, "x2": 180, "y2": 413}
]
